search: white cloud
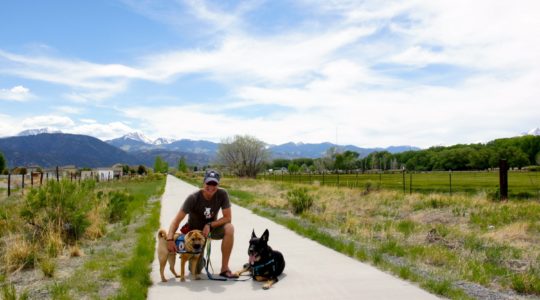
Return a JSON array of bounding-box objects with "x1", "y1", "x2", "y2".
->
[
  {"x1": 0, "y1": 114, "x2": 21, "y2": 136},
  {"x1": 21, "y1": 115, "x2": 75, "y2": 129},
  {"x1": 54, "y1": 106, "x2": 83, "y2": 114},
  {"x1": 71, "y1": 122, "x2": 135, "y2": 140},
  {"x1": 0, "y1": 85, "x2": 33, "y2": 101}
]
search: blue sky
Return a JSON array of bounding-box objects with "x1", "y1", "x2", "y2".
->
[{"x1": 1, "y1": 0, "x2": 539, "y2": 148}]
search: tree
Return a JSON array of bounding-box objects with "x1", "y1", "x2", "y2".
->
[
  {"x1": 177, "y1": 156, "x2": 188, "y2": 173},
  {"x1": 0, "y1": 151, "x2": 5, "y2": 173},
  {"x1": 153, "y1": 156, "x2": 168, "y2": 173},
  {"x1": 334, "y1": 150, "x2": 359, "y2": 171},
  {"x1": 288, "y1": 163, "x2": 300, "y2": 174},
  {"x1": 217, "y1": 135, "x2": 269, "y2": 178},
  {"x1": 137, "y1": 165, "x2": 147, "y2": 175},
  {"x1": 122, "y1": 164, "x2": 130, "y2": 175}
]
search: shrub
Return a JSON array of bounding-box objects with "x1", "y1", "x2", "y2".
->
[
  {"x1": 20, "y1": 179, "x2": 94, "y2": 242},
  {"x1": 108, "y1": 190, "x2": 132, "y2": 223},
  {"x1": 287, "y1": 187, "x2": 314, "y2": 214},
  {"x1": 39, "y1": 257, "x2": 56, "y2": 278}
]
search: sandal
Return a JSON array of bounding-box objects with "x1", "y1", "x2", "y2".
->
[{"x1": 219, "y1": 270, "x2": 239, "y2": 279}]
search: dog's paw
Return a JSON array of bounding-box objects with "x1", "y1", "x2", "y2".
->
[
  {"x1": 180, "y1": 277, "x2": 186, "y2": 282},
  {"x1": 161, "y1": 278, "x2": 167, "y2": 282},
  {"x1": 262, "y1": 283, "x2": 271, "y2": 290}
]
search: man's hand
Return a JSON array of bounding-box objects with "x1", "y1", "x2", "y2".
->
[
  {"x1": 167, "y1": 240, "x2": 177, "y2": 253},
  {"x1": 203, "y1": 223, "x2": 211, "y2": 237}
]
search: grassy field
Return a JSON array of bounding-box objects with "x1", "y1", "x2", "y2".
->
[
  {"x1": 178, "y1": 172, "x2": 540, "y2": 299},
  {"x1": 260, "y1": 171, "x2": 540, "y2": 199},
  {"x1": 0, "y1": 175, "x2": 165, "y2": 299}
]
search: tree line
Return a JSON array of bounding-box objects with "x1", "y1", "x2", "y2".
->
[
  {"x1": 212, "y1": 135, "x2": 540, "y2": 178},
  {"x1": 269, "y1": 135, "x2": 540, "y2": 173}
]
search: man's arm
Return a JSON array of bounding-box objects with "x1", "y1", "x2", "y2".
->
[
  {"x1": 203, "y1": 207, "x2": 232, "y2": 237},
  {"x1": 167, "y1": 208, "x2": 186, "y2": 252}
]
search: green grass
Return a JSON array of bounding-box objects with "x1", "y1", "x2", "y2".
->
[
  {"x1": 112, "y1": 194, "x2": 161, "y2": 300},
  {"x1": 260, "y1": 171, "x2": 540, "y2": 198}
]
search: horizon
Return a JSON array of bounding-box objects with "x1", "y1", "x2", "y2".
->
[{"x1": 1, "y1": 1, "x2": 539, "y2": 148}]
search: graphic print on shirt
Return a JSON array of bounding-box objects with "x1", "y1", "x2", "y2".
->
[{"x1": 204, "y1": 207, "x2": 212, "y2": 219}]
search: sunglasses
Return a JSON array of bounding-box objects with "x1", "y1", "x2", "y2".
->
[{"x1": 206, "y1": 181, "x2": 218, "y2": 186}]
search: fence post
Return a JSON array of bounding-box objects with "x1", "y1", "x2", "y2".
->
[
  {"x1": 402, "y1": 168, "x2": 406, "y2": 193},
  {"x1": 22, "y1": 173, "x2": 25, "y2": 190},
  {"x1": 31, "y1": 171, "x2": 34, "y2": 187},
  {"x1": 409, "y1": 172, "x2": 412, "y2": 194},
  {"x1": 56, "y1": 166, "x2": 59, "y2": 182},
  {"x1": 7, "y1": 172, "x2": 11, "y2": 196},
  {"x1": 40, "y1": 172, "x2": 43, "y2": 186},
  {"x1": 499, "y1": 159, "x2": 508, "y2": 200},
  {"x1": 449, "y1": 169, "x2": 452, "y2": 196}
]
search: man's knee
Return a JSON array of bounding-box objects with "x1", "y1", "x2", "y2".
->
[{"x1": 224, "y1": 223, "x2": 234, "y2": 236}]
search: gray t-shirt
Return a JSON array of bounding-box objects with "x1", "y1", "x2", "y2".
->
[{"x1": 182, "y1": 188, "x2": 231, "y2": 230}]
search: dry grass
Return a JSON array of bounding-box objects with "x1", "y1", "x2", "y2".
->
[
  {"x1": 2, "y1": 234, "x2": 37, "y2": 272},
  {"x1": 226, "y1": 177, "x2": 540, "y2": 297},
  {"x1": 85, "y1": 203, "x2": 108, "y2": 240},
  {"x1": 41, "y1": 228, "x2": 63, "y2": 258},
  {"x1": 483, "y1": 222, "x2": 538, "y2": 249},
  {"x1": 69, "y1": 244, "x2": 83, "y2": 257}
]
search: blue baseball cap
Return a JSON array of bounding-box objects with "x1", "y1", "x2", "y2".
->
[{"x1": 204, "y1": 170, "x2": 220, "y2": 184}]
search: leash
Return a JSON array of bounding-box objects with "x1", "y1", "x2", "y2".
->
[{"x1": 204, "y1": 233, "x2": 251, "y2": 281}]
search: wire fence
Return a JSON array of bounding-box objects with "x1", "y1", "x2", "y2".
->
[
  {"x1": 258, "y1": 170, "x2": 540, "y2": 199},
  {"x1": 0, "y1": 167, "x2": 121, "y2": 197}
]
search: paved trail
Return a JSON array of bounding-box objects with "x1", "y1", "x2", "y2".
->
[{"x1": 147, "y1": 175, "x2": 442, "y2": 300}]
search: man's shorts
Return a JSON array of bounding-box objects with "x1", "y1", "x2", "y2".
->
[{"x1": 209, "y1": 225, "x2": 225, "y2": 239}]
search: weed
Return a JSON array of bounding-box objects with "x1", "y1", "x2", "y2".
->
[
  {"x1": 286, "y1": 187, "x2": 314, "y2": 214},
  {"x1": 108, "y1": 190, "x2": 132, "y2": 223},
  {"x1": 40, "y1": 257, "x2": 56, "y2": 278},
  {"x1": 399, "y1": 266, "x2": 412, "y2": 280},
  {"x1": 3, "y1": 236, "x2": 37, "y2": 272},
  {"x1": 49, "y1": 282, "x2": 71, "y2": 300},
  {"x1": 511, "y1": 271, "x2": 540, "y2": 295},
  {"x1": 379, "y1": 239, "x2": 406, "y2": 257},
  {"x1": 396, "y1": 220, "x2": 416, "y2": 238}
]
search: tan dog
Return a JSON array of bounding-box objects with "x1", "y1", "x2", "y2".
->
[
  {"x1": 157, "y1": 229, "x2": 181, "y2": 282},
  {"x1": 157, "y1": 229, "x2": 206, "y2": 282}
]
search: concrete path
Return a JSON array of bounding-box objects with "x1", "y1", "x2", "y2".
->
[{"x1": 148, "y1": 175, "x2": 442, "y2": 300}]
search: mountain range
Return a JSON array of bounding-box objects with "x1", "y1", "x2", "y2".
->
[{"x1": 4, "y1": 127, "x2": 537, "y2": 169}]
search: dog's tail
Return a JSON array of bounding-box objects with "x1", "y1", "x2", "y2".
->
[{"x1": 157, "y1": 228, "x2": 167, "y2": 240}]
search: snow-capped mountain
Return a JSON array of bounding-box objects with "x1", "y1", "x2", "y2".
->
[
  {"x1": 153, "y1": 137, "x2": 176, "y2": 145},
  {"x1": 122, "y1": 132, "x2": 154, "y2": 144},
  {"x1": 527, "y1": 127, "x2": 540, "y2": 136},
  {"x1": 17, "y1": 128, "x2": 62, "y2": 136}
]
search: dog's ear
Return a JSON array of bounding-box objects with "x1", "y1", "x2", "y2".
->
[
  {"x1": 252, "y1": 229, "x2": 257, "y2": 238},
  {"x1": 261, "y1": 229, "x2": 269, "y2": 242}
]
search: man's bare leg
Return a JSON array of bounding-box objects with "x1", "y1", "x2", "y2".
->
[{"x1": 221, "y1": 223, "x2": 234, "y2": 272}]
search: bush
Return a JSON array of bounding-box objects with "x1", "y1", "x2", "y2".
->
[
  {"x1": 20, "y1": 179, "x2": 94, "y2": 242},
  {"x1": 287, "y1": 187, "x2": 314, "y2": 214},
  {"x1": 108, "y1": 190, "x2": 132, "y2": 223}
]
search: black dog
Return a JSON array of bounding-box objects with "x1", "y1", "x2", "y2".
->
[{"x1": 235, "y1": 229, "x2": 285, "y2": 289}]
